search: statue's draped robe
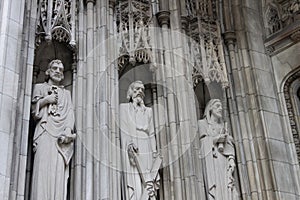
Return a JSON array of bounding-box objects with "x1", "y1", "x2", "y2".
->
[
  {"x1": 30, "y1": 83, "x2": 75, "y2": 200},
  {"x1": 120, "y1": 103, "x2": 159, "y2": 200},
  {"x1": 198, "y1": 119, "x2": 238, "y2": 200}
]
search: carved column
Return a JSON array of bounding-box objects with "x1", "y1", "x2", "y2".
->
[
  {"x1": 74, "y1": 0, "x2": 85, "y2": 198},
  {"x1": 86, "y1": 1, "x2": 95, "y2": 199},
  {"x1": 180, "y1": 15, "x2": 199, "y2": 200},
  {"x1": 157, "y1": 10, "x2": 175, "y2": 200},
  {"x1": 108, "y1": 1, "x2": 121, "y2": 199}
]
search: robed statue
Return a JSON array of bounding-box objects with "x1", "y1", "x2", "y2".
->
[
  {"x1": 198, "y1": 99, "x2": 238, "y2": 200},
  {"x1": 120, "y1": 81, "x2": 161, "y2": 200},
  {"x1": 30, "y1": 59, "x2": 76, "y2": 200}
]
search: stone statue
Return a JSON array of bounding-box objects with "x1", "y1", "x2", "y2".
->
[
  {"x1": 120, "y1": 81, "x2": 161, "y2": 200},
  {"x1": 198, "y1": 99, "x2": 238, "y2": 200},
  {"x1": 30, "y1": 59, "x2": 76, "y2": 200}
]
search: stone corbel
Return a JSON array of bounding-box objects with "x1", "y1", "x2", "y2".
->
[
  {"x1": 157, "y1": 11, "x2": 171, "y2": 27},
  {"x1": 85, "y1": 0, "x2": 95, "y2": 4},
  {"x1": 223, "y1": 31, "x2": 236, "y2": 45},
  {"x1": 265, "y1": 46, "x2": 275, "y2": 55}
]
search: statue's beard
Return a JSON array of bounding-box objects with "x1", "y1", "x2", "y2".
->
[{"x1": 132, "y1": 96, "x2": 144, "y2": 106}]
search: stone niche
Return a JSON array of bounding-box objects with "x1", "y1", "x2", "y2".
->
[
  {"x1": 25, "y1": 40, "x2": 74, "y2": 199},
  {"x1": 119, "y1": 62, "x2": 154, "y2": 106},
  {"x1": 33, "y1": 41, "x2": 74, "y2": 91},
  {"x1": 194, "y1": 80, "x2": 224, "y2": 120}
]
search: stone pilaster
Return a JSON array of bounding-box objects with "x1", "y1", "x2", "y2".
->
[
  {"x1": 86, "y1": 1, "x2": 95, "y2": 199},
  {"x1": 0, "y1": 0, "x2": 26, "y2": 200},
  {"x1": 223, "y1": 0, "x2": 300, "y2": 199}
]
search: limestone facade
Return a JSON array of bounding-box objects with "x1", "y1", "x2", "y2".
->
[{"x1": 0, "y1": 0, "x2": 300, "y2": 199}]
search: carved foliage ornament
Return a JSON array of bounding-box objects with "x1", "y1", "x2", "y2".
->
[
  {"x1": 116, "y1": 0, "x2": 153, "y2": 71},
  {"x1": 36, "y1": 0, "x2": 76, "y2": 47}
]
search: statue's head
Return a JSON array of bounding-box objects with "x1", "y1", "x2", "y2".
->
[
  {"x1": 126, "y1": 81, "x2": 145, "y2": 103},
  {"x1": 203, "y1": 99, "x2": 223, "y2": 123},
  {"x1": 45, "y1": 59, "x2": 64, "y2": 83}
]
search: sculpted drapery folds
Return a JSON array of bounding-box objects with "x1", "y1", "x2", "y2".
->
[
  {"x1": 30, "y1": 59, "x2": 76, "y2": 200},
  {"x1": 120, "y1": 81, "x2": 161, "y2": 200},
  {"x1": 199, "y1": 99, "x2": 238, "y2": 200}
]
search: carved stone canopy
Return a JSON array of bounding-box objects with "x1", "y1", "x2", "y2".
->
[
  {"x1": 184, "y1": 0, "x2": 229, "y2": 88},
  {"x1": 36, "y1": 0, "x2": 76, "y2": 48},
  {"x1": 116, "y1": 0, "x2": 153, "y2": 71}
]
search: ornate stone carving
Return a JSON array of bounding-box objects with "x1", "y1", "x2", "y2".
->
[
  {"x1": 190, "y1": 23, "x2": 228, "y2": 87},
  {"x1": 265, "y1": 1, "x2": 300, "y2": 36},
  {"x1": 181, "y1": 16, "x2": 190, "y2": 31},
  {"x1": 198, "y1": 99, "x2": 238, "y2": 200},
  {"x1": 282, "y1": 0, "x2": 300, "y2": 26},
  {"x1": 120, "y1": 81, "x2": 161, "y2": 200},
  {"x1": 265, "y1": 5, "x2": 281, "y2": 34},
  {"x1": 283, "y1": 70, "x2": 300, "y2": 163},
  {"x1": 264, "y1": 1, "x2": 300, "y2": 55},
  {"x1": 265, "y1": 45, "x2": 275, "y2": 55},
  {"x1": 116, "y1": 0, "x2": 153, "y2": 71},
  {"x1": 290, "y1": 30, "x2": 300, "y2": 41},
  {"x1": 30, "y1": 59, "x2": 76, "y2": 200},
  {"x1": 185, "y1": 0, "x2": 229, "y2": 88},
  {"x1": 185, "y1": 0, "x2": 197, "y2": 18},
  {"x1": 36, "y1": 0, "x2": 76, "y2": 47}
]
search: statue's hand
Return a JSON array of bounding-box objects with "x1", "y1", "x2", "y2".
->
[
  {"x1": 227, "y1": 157, "x2": 236, "y2": 188},
  {"x1": 33, "y1": 142, "x2": 38, "y2": 152},
  {"x1": 44, "y1": 93, "x2": 58, "y2": 104},
  {"x1": 58, "y1": 128, "x2": 76, "y2": 144},
  {"x1": 217, "y1": 134, "x2": 227, "y2": 143},
  {"x1": 128, "y1": 143, "x2": 138, "y2": 166},
  {"x1": 128, "y1": 143, "x2": 138, "y2": 153},
  {"x1": 152, "y1": 151, "x2": 159, "y2": 158},
  {"x1": 146, "y1": 181, "x2": 155, "y2": 197},
  {"x1": 228, "y1": 157, "x2": 236, "y2": 172},
  {"x1": 58, "y1": 135, "x2": 66, "y2": 144}
]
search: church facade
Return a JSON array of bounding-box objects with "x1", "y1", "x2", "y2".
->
[{"x1": 1, "y1": 0, "x2": 300, "y2": 199}]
